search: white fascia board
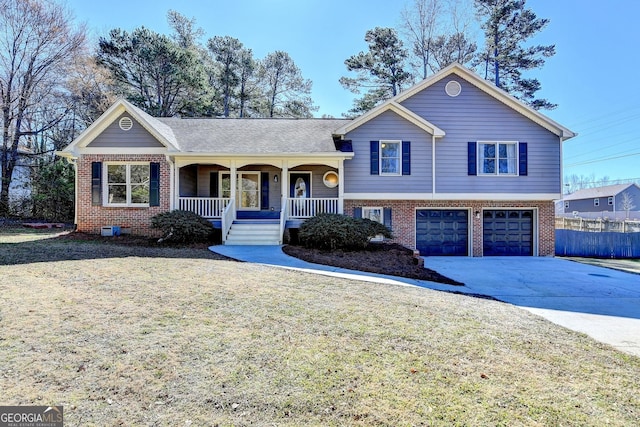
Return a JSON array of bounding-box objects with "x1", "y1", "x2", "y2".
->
[
  {"x1": 77, "y1": 147, "x2": 170, "y2": 155},
  {"x1": 343, "y1": 193, "x2": 561, "y2": 201},
  {"x1": 334, "y1": 102, "x2": 445, "y2": 137},
  {"x1": 171, "y1": 153, "x2": 352, "y2": 169},
  {"x1": 169, "y1": 152, "x2": 354, "y2": 159}
]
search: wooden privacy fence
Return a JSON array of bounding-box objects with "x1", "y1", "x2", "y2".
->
[
  {"x1": 555, "y1": 217, "x2": 640, "y2": 233},
  {"x1": 555, "y1": 229, "x2": 640, "y2": 258}
]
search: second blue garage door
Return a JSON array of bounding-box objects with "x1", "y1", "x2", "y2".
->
[
  {"x1": 483, "y1": 210, "x2": 533, "y2": 256},
  {"x1": 416, "y1": 210, "x2": 469, "y2": 256}
]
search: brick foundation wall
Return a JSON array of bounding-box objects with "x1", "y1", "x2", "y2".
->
[
  {"x1": 344, "y1": 199, "x2": 555, "y2": 256},
  {"x1": 76, "y1": 154, "x2": 171, "y2": 236}
]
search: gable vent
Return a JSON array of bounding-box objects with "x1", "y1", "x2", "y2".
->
[
  {"x1": 445, "y1": 80, "x2": 462, "y2": 97},
  {"x1": 119, "y1": 117, "x2": 133, "y2": 131}
]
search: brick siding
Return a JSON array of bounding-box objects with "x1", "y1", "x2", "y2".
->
[
  {"x1": 344, "y1": 199, "x2": 555, "y2": 256},
  {"x1": 76, "y1": 154, "x2": 171, "y2": 236}
]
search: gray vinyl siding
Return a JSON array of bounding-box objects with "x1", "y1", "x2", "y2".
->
[
  {"x1": 343, "y1": 110, "x2": 433, "y2": 194},
  {"x1": 400, "y1": 77, "x2": 561, "y2": 194},
  {"x1": 87, "y1": 114, "x2": 165, "y2": 148}
]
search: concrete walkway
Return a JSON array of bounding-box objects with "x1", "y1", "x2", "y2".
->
[{"x1": 210, "y1": 245, "x2": 640, "y2": 357}]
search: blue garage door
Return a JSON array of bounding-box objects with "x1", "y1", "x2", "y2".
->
[
  {"x1": 483, "y1": 210, "x2": 533, "y2": 256},
  {"x1": 416, "y1": 210, "x2": 469, "y2": 256}
]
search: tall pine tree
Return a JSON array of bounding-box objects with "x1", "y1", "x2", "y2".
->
[
  {"x1": 340, "y1": 27, "x2": 413, "y2": 116},
  {"x1": 475, "y1": 0, "x2": 556, "y2": 110}
]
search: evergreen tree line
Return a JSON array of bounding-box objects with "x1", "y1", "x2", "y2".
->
[{"x1": 0, "y1": 0, "x2": 555, "y2": 221}]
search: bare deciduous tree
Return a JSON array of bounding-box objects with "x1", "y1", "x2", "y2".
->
[
  {"x1": 620, "y1": 191, "x2": 636, "y2": 219},
  {"x1": 0, "y1": 0, "x2": 85, "y2": 215}
]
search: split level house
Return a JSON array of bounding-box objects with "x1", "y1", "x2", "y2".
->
[{"x1": 57, "y1": 63, "x2": 575, "y2": 256}]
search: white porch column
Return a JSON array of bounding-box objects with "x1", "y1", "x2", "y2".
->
[
  {"x1": 170, "y1": 157, "x2": 177, "y2": 211},
  {"x1": 338, "y1": 159, "x2": 345, "y2": 214},
  {"x1": 281, "y1": 161, "x2": 289, "y2": 206},
  {"x1": 230, "y1": 161, "x2": 237, "y2": 206}
]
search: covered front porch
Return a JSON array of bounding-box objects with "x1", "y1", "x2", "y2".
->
[{"x1": 170, "y1": 157, "x2": 345, "y2": 244}]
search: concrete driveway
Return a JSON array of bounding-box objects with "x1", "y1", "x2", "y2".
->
[{"x1": 425, "y1": 257, "x2": 640, "y2": 357}]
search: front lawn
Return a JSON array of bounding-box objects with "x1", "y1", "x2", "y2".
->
[{"x1": 1, "y1": 230, "x2": 638, "y2": 425}]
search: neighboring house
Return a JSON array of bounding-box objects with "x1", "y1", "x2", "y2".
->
[
  {"x1": 57, "y1": 63, "x2": 575, "y2": 256},
  {"x1": 8, "y1": 145, "x2": 34, "y2": 215},
  {"x1": 562, "y1": 183, "x2": 640, "y2": 215}
]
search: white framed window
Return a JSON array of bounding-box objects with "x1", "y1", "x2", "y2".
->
[
  {"x1": 380, "y1": 140, "x2": 401, "y2": 175},
  {"x1": 478, "y1": 142, "x2": 518, "y2": 175},
  {"x1": 608, "y1": 196, "x2": 613, "y2": 205},
  {"x1": 105, "y1": 162, "x2": 150, "y2": 206},
  {"x1": 362, "y1": 207, "x2": 384, "y2": 241},
  {"x1": 594, "y1": 198, "x2": 600, "y2": 207}
]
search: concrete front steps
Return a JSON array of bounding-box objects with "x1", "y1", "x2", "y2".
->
[{"x1": 224, "y1": 220, "x2": 282, "y2": 245}]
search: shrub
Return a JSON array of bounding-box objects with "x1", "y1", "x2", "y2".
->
[
  {"x1": 298, "y1": 213, "x2": 392, "y2": 250},
  {"x1": 151, "y1": 210, "x2": 214, "y2": 244}
]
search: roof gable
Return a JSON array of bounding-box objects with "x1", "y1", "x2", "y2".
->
[
  {"x1": 340, "y1": 63, "x2": 575, "y2": 140},
  {"x1": 334, "y1": 101, "x2": 445, "y2": 137},
  {"x1": 59, "y1": 99, "x2": 179, "y2": 154}
]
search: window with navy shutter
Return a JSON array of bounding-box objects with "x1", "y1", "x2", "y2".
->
[
  {"x1": 402, "y1": 141, "x2": 411, "y2": 175},
  {"x1": 383, "y1": 208, "x2": 392, "y2": 229},
  {"x1": 371, "y1": 140, "x2": 410, "y2": 175},
  {"x1": 149, "y1": 162, "x2": 160, "y2": 206},
  {"x1": 370, "y1": 141, "x2": 379, "y2": 175},
  {"x1": 469, "y1": 141, "x2": 527, "y2": 176},
  {"x1": 467, "y1": 142, "x2": 477, "y2": 175},
  {"x1": 91, "y1": 162, "x2": 102, "y2": 205},
  {"x1": 102, "y1": 162, "x2": 157, "y2": 207},
  {"x1": 518, "y1": 142, "x2": 528, "y2": 176}
]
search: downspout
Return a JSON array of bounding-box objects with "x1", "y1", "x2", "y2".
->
[
  {"x1": 67, "y1": 156, "x2": 78, "y2": 228},
  {"x1": 432, "y1": 135, "x2": 436, "y2": 197}
]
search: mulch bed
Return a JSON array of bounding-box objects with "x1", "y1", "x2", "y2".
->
[
  {"x1": 49, "y1": 231, "x2": 462, "y2": 286},
  {"x1": 282, "y1": 243, "x2": 464, "y2": 286}
]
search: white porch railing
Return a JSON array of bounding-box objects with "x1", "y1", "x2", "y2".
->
[
  {"x1": 221, "y1": 199, "x2": 236, "y2": 243},
  {"x1": 286, "y1": 198, "x2": 340, "y2": 219},
  {"x1": 178, "y1": 197, "x2": 231, "y2": 218}
]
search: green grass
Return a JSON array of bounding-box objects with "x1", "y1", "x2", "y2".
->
[{"x1": 0, "y1": 230, "x2": 639, "y2": 426}]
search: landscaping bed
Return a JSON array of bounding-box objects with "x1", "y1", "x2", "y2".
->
[{"x1": 283, "y1": 243, "x2": 463, "y2": 286}]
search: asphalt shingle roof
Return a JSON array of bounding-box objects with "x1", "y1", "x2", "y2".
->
[
  {"x1": 563, "y1": 183, "x2": 640, "y2": 200},
  {"x1": 156, "y1": 117, "x2": 351, "y2": 154}
]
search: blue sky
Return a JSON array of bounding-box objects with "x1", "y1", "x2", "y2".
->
[{"x1": 67, "y1": 0, "x2": 640, "y2": 183}]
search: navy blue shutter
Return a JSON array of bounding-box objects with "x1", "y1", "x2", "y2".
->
[
  {"x1": 149, "y1": 162, "x2": 160, "y2": 206},
  {"x1": 370, "y1": 141, "x2": 379, "y2": 175},
  {"x1": 383, "y1": 208, "x2": 392, "y2": 230},
  {"x1": 91, "y1": 162, "x2": 102, "y2": 206},
  {"x1": 260, "y1": 172, "x2": 269, "y2": 209},
  {"x1": 468, "y1": 142, "x2": 477, "y2": 175},
  {"x1": 209, "y1": 173, "x2": 219, "y2": 197},
  {"x1": 519, "y1": 142, "x2": 528, "y2": 176},
  {"x1": 402, "y1": 141, "x2": 411, "y2": 175},
  {"x1": 353, "y1": 207, "x2": 362, "y2": 219}
]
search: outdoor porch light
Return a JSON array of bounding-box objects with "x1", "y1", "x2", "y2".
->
[
  {"x1": 475, "y1": 211, "x2": 480, "y2": 219},
  {"x1": 323, "y1": 171, "x2": 339, "y2": 188},
  {"x1": 273, "y1": 174, "x2": 278, "y2": 183}
]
